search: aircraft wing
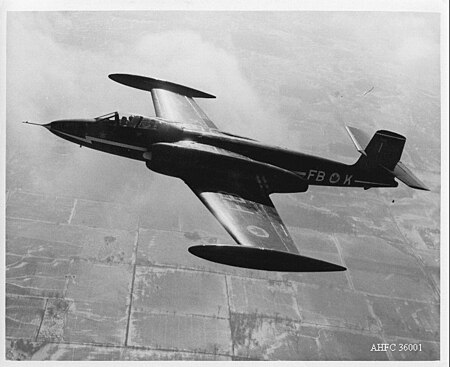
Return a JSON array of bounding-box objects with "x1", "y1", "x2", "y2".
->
[
  {"x1": 109, "y1": 73, "x2": 218, "y2": 132},
  {"x1": 150, "y1": 88, "x2": 218, "y2": 131},
  {"x1": 186, "y1": 177, "x2": 346, "y2": 272}
]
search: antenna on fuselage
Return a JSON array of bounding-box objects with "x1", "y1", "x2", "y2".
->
[{"x1": 22, "y1": 121, "x2": 50, "y2": 128}]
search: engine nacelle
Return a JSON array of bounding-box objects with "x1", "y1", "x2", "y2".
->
[{"x1": 146, "y1": 142, "x2": 308, "y2": 194}]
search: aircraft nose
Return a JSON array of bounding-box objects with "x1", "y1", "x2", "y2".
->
[
  {"x1": 49, "y1": 118, "x2": 94, "y2": 127},
  {"x1": 48, "y1": 119, "x2": 93, "y2": 138}
]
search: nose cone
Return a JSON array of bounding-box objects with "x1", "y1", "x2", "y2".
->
[{"x1": 48, "y1": 119, "x2": 93, "y2": 138}]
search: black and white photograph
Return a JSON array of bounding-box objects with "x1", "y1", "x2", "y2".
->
[{"x1": 2, "y1": 0, "x2": 448, "y2": 363}]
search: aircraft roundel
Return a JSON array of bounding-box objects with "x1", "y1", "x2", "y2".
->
[
  {"x1": 246, "y1": 225, "x2": 270, "y2": 238},
  {"x1": 329, "y1": 172, "x2": 340, "y2": 183}
]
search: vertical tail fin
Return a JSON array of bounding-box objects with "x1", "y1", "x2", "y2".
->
[
  {"x1": 363, "y1": 130, "x2": 405, "y2": 170},
  {"x1": 346, "y1": 126, "x2": 429, "y2": 191}
]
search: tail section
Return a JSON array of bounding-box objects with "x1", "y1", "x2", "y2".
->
[
  {"x1": 393, "y1": 161, "x2": 430, "y2": 191},
  {"x1": 363, "y1": 130, "x2": 405, "y2": 170},
  {"x1": 346, "y1": 126, "x2": 429, "y2": 191}
]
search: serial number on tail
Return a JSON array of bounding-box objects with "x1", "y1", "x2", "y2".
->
[{"x1": 298, "y1": 169, "x2": 353, "y2": 185}]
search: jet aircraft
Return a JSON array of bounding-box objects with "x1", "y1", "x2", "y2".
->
[{"x1": 24, "y1": 74, "x2": 429, "y2": 272}]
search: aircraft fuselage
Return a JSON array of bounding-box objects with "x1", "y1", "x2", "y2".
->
[{"x1": 45, "y1": 113, "x2": 397, "y2": 191}]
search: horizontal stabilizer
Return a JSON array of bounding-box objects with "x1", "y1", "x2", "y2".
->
[
  {"x1": 394, "y1": 161, "x2": 430, "y2": 191},
  {"x1": 189, "y1": 245, "x2": 347, "y2": 272},
  {"x1": 109, "y1": 73, "x2": 216, "y2": 98},
  {"x1": 345, "y1": 126, "x2": 371, "y2": 155}
]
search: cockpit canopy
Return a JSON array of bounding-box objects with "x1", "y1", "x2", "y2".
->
[{"x1": 94, "y1": 111, "x2": 158, "y2": 129}]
